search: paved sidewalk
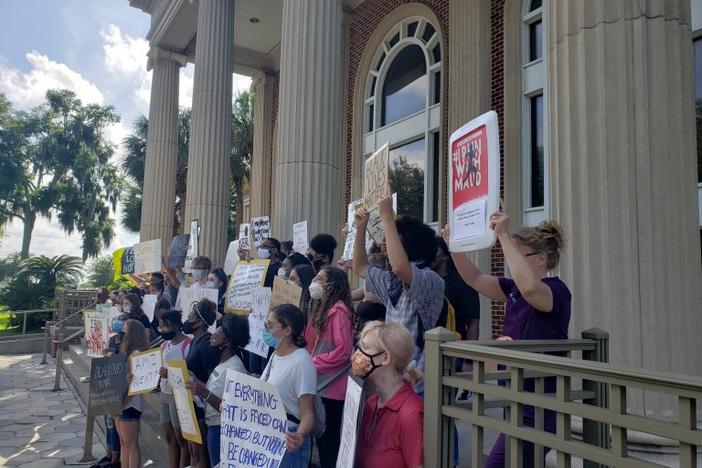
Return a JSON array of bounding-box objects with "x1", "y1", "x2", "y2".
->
[{"x1": 0, "y1": 354, "x2": 103, "y2": 467}]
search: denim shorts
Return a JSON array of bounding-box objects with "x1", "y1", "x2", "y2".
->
[{"x1": 120, "y1": 407, "x2": 143, "y2": 422}]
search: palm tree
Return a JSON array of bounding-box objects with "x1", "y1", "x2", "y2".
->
[{"x1": 18, "y1": 254, "x2": 84, "y2": 294}]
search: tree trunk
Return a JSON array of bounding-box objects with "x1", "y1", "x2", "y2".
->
[{"x1": 20, "y1": 210, "x2": 36, "y2": 259}]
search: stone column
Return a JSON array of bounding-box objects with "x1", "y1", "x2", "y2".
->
[
  {"x1": 548, "y1": 0, "x2": 702, "y2": 414},
  {"x1": 250, "y1": 72, "x2": 275, "y2": 218},
  {"x1": 140, "y1": 48, "x2": 186, "y2": 255},
  {"x1": 273, "y1": 0, "x2": 343, "y2": 240},
  {"x1": 183, "y1": 0, "x2": 234, "y2": 265}
]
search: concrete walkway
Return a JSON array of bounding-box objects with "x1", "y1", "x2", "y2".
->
[{"x1": 0, "y1": 354, "x2": 103, "y2": 467}]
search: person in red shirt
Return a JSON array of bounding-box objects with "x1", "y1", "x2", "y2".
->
[{"x1": 352, "y1": 321, "x2": 424, "y2": 468}]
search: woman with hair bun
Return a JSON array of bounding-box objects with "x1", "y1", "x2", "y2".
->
[
  {"x1": 442, "y1": 204, "x2": 571, "y2": 468},
  {"x1": 353, "y1": 321, "x2": 423, "y2": 468}
]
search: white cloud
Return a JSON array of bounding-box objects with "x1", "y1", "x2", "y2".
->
[
  {"x1": 101, "y1": 24, "x2": 149, "y2": 76},
  {"x1": 0, "y1": 51, "x2": 104, "y2": 110}
]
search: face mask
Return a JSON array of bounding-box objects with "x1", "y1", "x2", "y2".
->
[
  {"x1": 191, "y1": 270, "x2": 206, "y2": 281},
  {"x1": 351, "y1": 348, "x2": 386, "y2": 379},
  {"x1": 308, "y1": 281, "x2": 326, "y2": 300},
  {"x1": 206, "y1": 280, "x2": 217, "y2": 289},
  {"x1": 122, "y1": 305, "x2": 131, "y2": 313},
  {"x1": 312, "y1": 258, "x2": 325, "y2": 272},
  {"x1": 262, "y1": 329, "x2": 282, "y2": 349},
  {"x1": 112, "y1": 320, "x2": 124, "y2": 333},
  {"x1": 182, "y1": 320, "x2": 198, "y2": 335},
  {"x1": 159, "y1": 328, "x2": 176, "y2": 341},
  {"x1": 257, "y1": 248, "x2": 272, "y2": 259},
  {"x1": 277, "y1": 268, "x2": 287, "y2": 279}
]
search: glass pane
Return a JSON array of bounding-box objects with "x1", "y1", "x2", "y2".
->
[
  {"x1": 408, "y1": 21, "x2": 418, "y2": 37},
  {"x1": 432, "y1": 43, "x2": 441, "y2": 63},
  {"x1": 529, "y1": 20, "x2": 543, "y2": 62},
  {"x1": 368, "y1": 103, "x2": 374, "y2": 132},
  {"x1": 432, "y1": 133, "x2": 440, "y2": 222},
  {"x1": 381, "y1": 45, "x2": 427, "y2": 126},
  {"x1": 696, "y1": 39, "x2": 702, "y2": 183},
  {"x1": 389, "y1": 138, "x2": 426, "y2": 220},
  {"x1": 389, "y1": 31, "x2": 400, "y2": 48},
  {"x1": 422, "y1": 23, "x2": 436, "y2": 43},
  {"x1": 370, "y1": 75, "x2": 377, "y2": 95},
  {"x1": 375, "y1": 51, "x2": 386, "y2": 71},
  {"x1": 530, "y1": 94, "x2": 545, "y2": 208},
  {"x1": 433, "y1": 71, "x2": 441, "y2": 105},
  {"x1": 530, "y1": 0, "x2": 543, "y2": 11}
]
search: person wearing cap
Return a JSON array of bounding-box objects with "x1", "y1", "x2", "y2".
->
[{"x1": 308, "y1": 233, "x2": 338, "y2": 273}]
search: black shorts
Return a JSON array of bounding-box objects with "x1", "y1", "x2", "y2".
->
[{"x1": 120, "y1": 407, "x2": 143, "y2": 422}]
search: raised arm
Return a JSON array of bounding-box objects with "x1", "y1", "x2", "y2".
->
[
  {"x1": 378, "y1": 196, "x2": 413, "y2": 284},
  {"x1": 351, "y1": 208, "x2": 370, "y2": 278}
]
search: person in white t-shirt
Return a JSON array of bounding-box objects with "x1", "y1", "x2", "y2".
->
[
  {"x1": 261, "y1": 304, "x2": 317, "y2": 468},
  {"x1": 186, "y1": 314, "x2": 249, "y2": 467}
]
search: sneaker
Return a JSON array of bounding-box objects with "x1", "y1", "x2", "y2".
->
[{"x1": 89, "y1": 456, "x2": 110, "y2": 468}]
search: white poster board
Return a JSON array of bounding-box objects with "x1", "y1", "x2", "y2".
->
[
  {"x1": 223, "y1": 240, "x2": 240, "y2": 276},
  {"x1": 366, "y1": 192, "x2": 397, "y2": 245},
  {"x1": 142, "y1": 294, "x2": 158, "y2": 322},
  {"x1": 220, "y1": 370, "x2": 288, "y2": 467},
  {"x1": 133, "y1": 239, "x2": 162, "y2": 275},
  {"x1": 251, "y1": 216, "x2": 270, "y2": 247},
  {"x1": 336, "y1": 376, "x2": 364, "y2": 468},
  {"x1": 448, "y1": 110, "x2": 500, "y2": 252},
  {"x1": 107, "y1": 306, "x2": 122, "y2": 335},
  {"x1": 84, "y1": 311, "x2": 110, "y2": 358},
  {"x1": 238, "y1": 223, "x2": 251, "y2": 251},
  {"x1": 224, "y1": 260, "x2": 270, "y2": 313},
  {"x1": 176, "y1": 287, "x2": 219, "y2": 333},
  {"x1": 245, "y1": 288, "x2": 272, "y2": 358},
  {"x1": 128, "y1": 348, "x2": 162, "y2": 396},
  {"x1": 292, "y1": 220, "x2": 308, "y2": 253},
  {"x1": 167, "y1": 360, "x2": 202, "y2": 444},
  {"x1": 183, "y1": 219, "x2": 199, "y2": 273}
]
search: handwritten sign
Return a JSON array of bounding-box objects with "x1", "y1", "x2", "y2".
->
[
  {"x1": 270, "y1": 276, "x2": 303, "y2": 311},
  {"x1": 142, "y1": 294, "x2": 158, "y2": 322},
  {"x1": 366, "y1": 192, "x2": 397, "y2": 245},
  {"x1": 84, "y1": 311, "x2": 109, "y2": 358},
  {"x1": 184, "y1": 219, "x2": 199, "y2": 273},
  {"x1": 363, "y1": 143, "x2": 390, "y2": 210},
  {"x1": 168, "y1": 359, "x2": 202, "y2": 444},
  {"x1": 251, "y1": 216, "x2": 270, "y2": 247},
  {"x1": 224, "y1": 240, "x2": 240, "y2": 275},
  {"x1": 342, "y1": 200, "x2": 374, "y2": 261},
  {"x1": 220, "y1": 370, "x2": 287, "y2": 467},
  {"x1": 336, "y1": 376, "x2": 363, "y2": 468},
  {"x1": 128, "y1": 348, "x2": 162, "y2": 396},
  {"x1": 168, "y1": 234, "x2": 190, "y2": 268},
  {"x1": 176, "y1": 288, "x2": 219, "y2": 333},
  {"x1": 121, "y1": 246, "x2": 135, "y2": 276},
  {"x1": 225, "y1": 260, "x2": 270, "y2": 314},
  {"x1": 239, "y1": 223, "x2": 251, "y2": 251},
  {"x1": 293, "y1": 221, "x2": 308, "y2": 253},
  {"x1": 133, "y1": 239, "x2": 162, "y2": 275},
  {"x1": 106, "y1": 306, "x2": 122, "y2": 334},
  {"x1": 88, "y1": 354, "x2": 128, "y2": 416},
  {"x1": 245, "y1": 288, "x2": 272, "y2": 358}
]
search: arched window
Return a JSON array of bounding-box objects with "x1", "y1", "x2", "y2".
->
[
  {"x1": 522, "y1": 0, "x2": 548, "y2": 225},
  {"x1": 364, "y1": 18, "x2": 442, "y2": 223}
]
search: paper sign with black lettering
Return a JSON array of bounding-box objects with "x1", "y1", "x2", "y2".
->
[
  {"x1": 238, "y1": 223, "x2": 251, "y2": 251},
  {"x1": 168, "y1": 359, "x2": 202, "y2": 444},
  {"x1": 84, "y1": 311, "x2": 110, "y2": 358},
  {"x1": 245, "y1": 288, "x2": 272, "y2": 358},
  {"x1": 168, "y1": 234, "x2": 190, "y2": 268},
  {"x1": 270, "y1": 276, "x2": 302, "y2": 311},
  {"x1": 88, "y1": 354, "x2": 129, "y2": 416},
  {"x1": 107, "y1": 306, "x2": 122, "y2": 334},
  {"x1": 342, "y1": 199, "x2": 374, "y2": 261},
  {"x1": 121, "y1": 246, "x2": 135, "y2": 276},
  {"x1": 251, "y1": 216, "x2": 270, "y2": 248},
  {"x1": 336, "y1": 376, "x2": 363, "y2": 468},
  {"x1": 366, "y1": 192, "x2": 397, "y2": 245},
  {"x1": 293, "y1": 221, "x2": 308, "y2": 253},
  {"x1": 363, "y1": 143, "x2": 390, "y2": 210},
  {"x1": 223, "y1": 240, "x2": 240, "y2": 276},
  {"x1": 224, "y1": 260, "x2": 270, "y2": 314},
  {"x1": 183, "y1": 219, "x2": 199, "y2": 273},
  {"x1": 448, "y1": 110, "x2": 500, "y2": 252},
  {"x1": 128, "y1": 348, "x2": 162, "y2": 396},
  {"x1": 133, "y1": 239, "x2": 162, "y2": 275},
  {"x1": 142, "y1": 294, "x2": 158, "y2": 322},
  {"x1": 220, "y1": 370, "x2": 288, "y2": 467},
  {"x1": 175, "y1": 287, "x2": 219, "y2": 333}
]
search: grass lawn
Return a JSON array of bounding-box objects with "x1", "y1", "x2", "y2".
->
[{"x1": 0, "y1": 312, "x2": 20, "y2": 335}]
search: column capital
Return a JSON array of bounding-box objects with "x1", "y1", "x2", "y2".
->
[
  {"x1": 147, "y1": 47, "x2": 188, "y2": 71},
  {"x1": 251, "y1": 71, "x2": 275, "y2": 89}
]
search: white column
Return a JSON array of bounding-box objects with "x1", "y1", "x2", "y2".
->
[
  {"x1": 250, "y1": 72, "x2": 275, "y2": 218},
  {"x1": 140, "y1": 48, "x2": 185, "y2": 255},
  {"x1": 273, "y1": 0, "x2": 343, "y2": 240},
  {"x1": 183, "y1": 0, "x2": 235, "y2": 266}
]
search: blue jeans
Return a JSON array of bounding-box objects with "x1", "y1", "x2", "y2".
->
[
  {"x1": 279, "y1": 429, "x2": 311, "y2": 468},
  {"x1": 207, "y1": 425, "x2": 221, "y2": 467},
  {"x1": 104, "y1": 416, "x2": 120, "y2": 454}
]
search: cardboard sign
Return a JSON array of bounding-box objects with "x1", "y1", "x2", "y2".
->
[
  {"x1": 238, "y1": 223, "x2": 251, "y2": 251},
  {"x1": 363, "y1": 143, "x2": 390, "y2": 210},
  {"x1": 88, "y1": 354, "x2": 129, "y2": 416},
  {"x1": 168, "y1": 359, "x2": 202, "y2": 444},
  {"x1": 245, "y1": 288, "x2": 272, "y2": 358},
  {"x1": 293, "y1": 221, "x2": 308, "y2": 253},
  {"x1": 223, "y1": 240, "x2": 240, "y2": 276},
  {"x1": 251, "y1": 216, "x2": 270, "y2": 247},
  {"x1": 270, "y1": 276, "x2": 303, "y2": 311},
  {"x1": 366, "y1": 192, "x2": 398, "y2": 245},
  {"x1": 168, "y1": 234, "x2": 190, "y2": 268},
  {"x1": 112, "y1": 248, "x2": 124, "y2": 281},
  {"x1": 220, "y1": 370, "x2": 288, "y2": 467},
  {"x1": 183, "y1": 219, "x2": 199, "y2": 273},
  {"x1": 342, "y1": 199, "x2": 374, "y2": 261},
  {"x1": 84, "y1": 311, "x2": 110, "y2": 358},
  {"x1": 449, "y1": 111, "x2": 500, "y2": 252},
  {"x1": 128, "y1": 348, "x2": 162, "y2": 396},
  {"x1": 336, "y1": 376, "x2": 364, "y2": 468},
  {"x1": 225, "y1": 260, "x2": 270, "y2": 314},
  {"x1": 133, "y1": 239, "x2": 162, "y2": 275},
  {"x1": 142, "y1": 294, "x2": 158, "y2": 322},
  {"x1": 121, "y1": 246, "x2": 135, "y2": 276}
]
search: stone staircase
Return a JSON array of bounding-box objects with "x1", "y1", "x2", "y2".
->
[{"x1": 60, "y1": 341, "x2": 169, "y2": 467}]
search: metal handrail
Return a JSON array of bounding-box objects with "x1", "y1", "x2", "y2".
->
[
  {"x1": 0, "y1": 308, "x2": 58, "y2": 338},
  {"x1": 41, "y1": 302, "x2": 96, "y2": 364},
  {"x1": 52, "y1": 327, "x2": 85, "y2": 392},
  {"x1": 52, "y1": 302, "x2": 96, "y2": 328}
]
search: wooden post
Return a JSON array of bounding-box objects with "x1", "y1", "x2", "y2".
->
[
  {"x1": 581, "y1": 327, "x2": 609, "y2": 468},
  {"x1": 52, "y1": 333, "x2": 64, "y2": 392}
]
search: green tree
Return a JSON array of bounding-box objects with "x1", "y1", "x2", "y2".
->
[
  {"x1": 230, "y1": 91, "x2": 254, "y2": 232},
  {"x1": 18, "y1": 254, "x2": 83, "y2": 294},
  {"x1": 82, "y1": 255, "x2": 114, "y2": 288},
  {"x1": 389, "y1": 156, "x2": 425, "y2": 220}
]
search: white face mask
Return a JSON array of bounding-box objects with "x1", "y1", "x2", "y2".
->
[
  {"x1": 206, "y1": 280, "x2": 217, "y2": 289},
  {"x1": 122, "y1": 304, "x2": 132, "y2": 313},
  {"x1": 309, "y1": 281, "x2": 326, "y2": 300},
  {"x1": 191, "y1": 269, "x2": 206, "y2": 281},
  {"x1": 257, "y1": 248, "x2": 271, "y2": 259},
  {"x1": 277, "y1": 268, "x2": 287, "y2": 279}
]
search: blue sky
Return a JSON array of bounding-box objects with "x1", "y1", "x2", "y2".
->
[{"x1": 0, "y1": 1, "x2": 251, "y2": 262}]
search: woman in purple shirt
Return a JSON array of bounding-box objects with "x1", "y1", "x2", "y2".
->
[{"x1": 443, "y1": 204, "x2": 570, "y2": 468}]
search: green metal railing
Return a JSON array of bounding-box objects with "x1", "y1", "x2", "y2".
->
[{"x1": 424, "y1": 327, "x2": 701, "y2": 468}]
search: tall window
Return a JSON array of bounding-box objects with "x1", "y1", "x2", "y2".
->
[
  {"x1": 522, "y1": 0, "x2": 548, "y2": 225},
  {"x1": 364, "y1": 18, "x2": 442, "y2": 224}
]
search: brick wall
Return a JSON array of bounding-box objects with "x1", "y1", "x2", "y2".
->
[{"x1": 268, "y1": 75, "x2": 280, "y2": 216}]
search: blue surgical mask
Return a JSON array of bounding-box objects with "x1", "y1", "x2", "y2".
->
[
  {"x1": 257, "y1": 248, "x2": 272, "y2": 259},
  {"x1": 262, "y1": 329, "x2": 281, "y2": 349},
  {"x1": 112, "y1": 320, "x2": 124, "y2": 333},
  {"x1": 191, "y1": 269, "x2": 206, "y2": 281}
]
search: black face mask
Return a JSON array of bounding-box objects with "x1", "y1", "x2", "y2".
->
[
  {"x1": 182, "y1": 320, "x2": 198, "y2": 335},
  {"x1": 312, "y1": 257, "x2": 326, "y2": 272},
  {"x1": 160, "y1": 329, "x2": 176, "y2": 341}
]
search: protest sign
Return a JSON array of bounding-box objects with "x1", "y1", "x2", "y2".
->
[
  {"x1": 220, "y1": 370, "x2": 288, "y2": 467},
  {"x1": 142, "y1": 294, "x2": 158, "y2": 322},
  {"x1": 363, "y1": 143, "x2": 390, "y2": 210},
  {"x1": 448, "y1": 110, "x2": 500, "y2": 252},
  {"x1": 238, "y1": 223, "x2": 251, "y2": 251},
  {"x1": 341, "y1": 199, "x2": 373, "y2": 261},
  {"x1": 133, "y1": 239, "x2": 162, "y2": 275},
  {"x1": 112, "y1": 248, "x2": 124, "y2": 281},
  {"x1": 175, "y1": 287, "x2": 219, "y2": 332},
  {"x1": 183, "y1": 219, "x2": 199, "y2": 273},
  {"x1": 84, "y1": 311, "x2": 109, "y2": 358},
  {"x1": 270, "y1": 276, "x2": 302, "y2": 311},
  {"x1": 121, "y1": 246, "x2": 135, "y2": 276},
  {"x1": 128, "y1": 348, "x2": 162, "y2": 396},
  {"x1": 168, "y1": 234, "x2": 190, "y2": 268},
  {"x1": 223, "y1": 240, "x2": 240, "y2": 275},
  {"x1": 251, "y1": 216, "x2": 270, "y2": 247},
  {"x1": 224, "y1": 260, "x2": 270, "y2": 314},
  {"x1": 336, "y1": 376, "x2": 364, "y2": 468},
  {"x1": 168, "y1": 359, "x2": 202, "y2": 444},
  {"x1": 88, "y1": 354, "x2": 128, "y2": 416},
  {"x1": 106, "y1": 306, "x2": 122, "y2": 334},
  {"x1": 245, "y1": 288, "x2": 272, "y2": 358},
  {"x1": 292, "y1": 221, "x2": 308, "y2": 253},
  {"x1": 365, "y1": 192, "x2": 397, "y2": 245}
]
